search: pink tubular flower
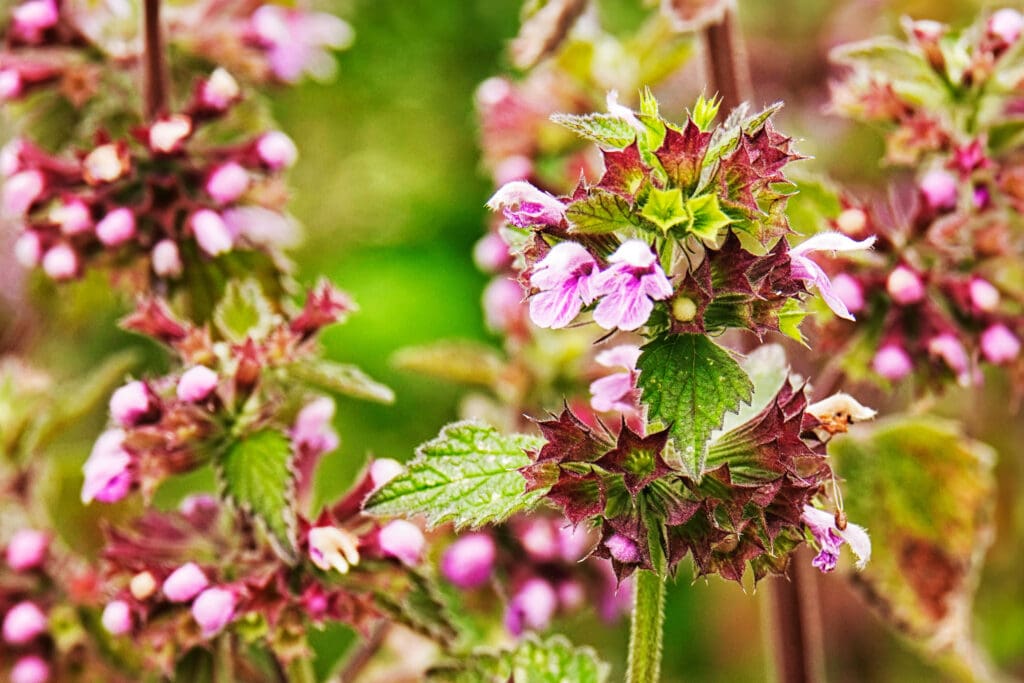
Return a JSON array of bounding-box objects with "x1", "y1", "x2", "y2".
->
[
  {"x1": 11, "y1": 0, "x2": 58, "y2": 42},
  {"x1": 109, "y1": 380, "x2": 153, "y2": 426},
  {"x1": 3, "y1": 170, "x2": 45, "y2": 216},
  {"x1": 517, "y1": 519, "x2": 560, "y2": 562},
  {"x1": 591, "y1": 240, "x2": 673, "y2": 331},
  {"x1": 378, "y1": 520, "x2": 425, "y2": 566},
  {"x1": 928, "y1": 333, "x2": 971, "y2": 379},
  {"x1": 11, "y1": 655, "x2": 49, "y2": 683},
  {"x1": 256, "y1": 131, "x2": 298, "y2": 169},
  {"x1": 487, "y1": 180, "x2": 567, "y2": 228},
  {"x1": 527, "y1": 242, "x2": 597, "y2": 328},
  {"x1": 473, "y1": 232, "x2": 512, "y2": 273},
  {"x1": 81, "y1": 429, "x2": 131, "y2": 503},
  {"x1": 919, "y1": 169, "x2": 957, "y2": 210},
  {"x1": 191, "y1": 210, "x2": 234, "y2": 256},
  {"x1": 3, "y1": 601, "x2": 47, "y2": 644},
  {"x1": 162, "y1": 562, "x2": 209, "y2": 602},
  {"x1": 101, "y1": 600, "x2": 132, "y2": 636},
  {"x1": 981, "y1": 324, "x2": 1021, "y2": 364},
  {"x1": 504, "y1": 578, "x2": 558, "y2": 635},
  {"x1": 872, "y1": 344, "x2": 913, "y2": 380},
  {"x1": 989, "y1": 8, "x2": 1024, "y2": 44},
  {"x1": 6, "y1": 529, "x2": 49, "y2": 571},
  {"x1": 292, "y1": 397, "x2": 339, "y2": 457},
  {"x1": 441, "y1": 533, "x2": 495, "y2": 589},
  {"x1": 95, "y1": 208, "x2": 136, "y2": 246},
  {"x1": 886, "y1": 265, "x2": 926, "y2": 305},
  {"x1": 152, "y1": 239, "x2": 183, "y2": 278},
  {"x1": 830, "y1": 273, "x2": 865, "y2": 315},
  {"x1": 41, "y1": 244, "x2": 77, "y2": 280},
  {"x1": 176, "y1": 366, "x2": 218, "y2": 402},
  {"x1": 589, "y1": 344, "x2": 641, "y2": 413},
  {"x1": 250, "y1": 5, "x2": 353, "y2": 83},
  {"x1": 483, "y1": 276, "x2": 526, "y2": 333},
  {"x1": 191, "y1": 587, "x2": 236, "y2": 637},
  {"x1": 206, "y1": 162, "x2": 250, "y2": 204},
  {"x1": 790, "y1": 232, "x2": 876, "y2": 320},
  {"x1": 802, "y1": 505, "x2": 871, "y2": 573}
]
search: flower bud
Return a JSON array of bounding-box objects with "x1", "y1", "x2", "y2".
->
[
  {"x1": 205, "y1": 162, "x2": 250, "y2": 204},
  {"x1": 369, "y1": 458, "x2": 404, "y2": 490},
  {"x1": 82, "y1": 429, "x2": 131, "y2": 503},
  {"x1": 378, "y1": 520, "x2": 425, "y2": 566},
  {"x1": 130, "y1": 571, "x2": 157, "y2": 600},
  {"x1": 151, "y1": 239, "x2": 183, "y2": 278},
  {"x1": 981, "y1": 324, "x2": 1021, "y2": 364},
  {"x1": 3, "y1": 170, "x2": 45, "y2": 216},
  {"x1": 291, "y1": 397, "x2": 338, "y2": 457},
  {"x1": 83, "y1": 144, "x2": 129, "y2": 184},
  {"x1": 148, "y1": 115, "x2": 192, "y2": 154},
  {"x1": 835, "y1": 207, "x2": 867, "y2": 236},
  {"x1": 191, "y1": 587, "x2": 236, "y2": 637},
  {"x1": 50, "y1": 198, "x2": 92, "y2": 235},
  {"x1": 10, "y1": 655, "x2": 49, "y2": 683},
  {"x1": 256, "y1": 131, "x2": 298, "y2": 170},
  {"x1": 504, "y1": 578, "x2": 557, "y2": 635},
  {"x1": 973, "y1": 185, "x2": 991, "y2": 209},
  {"x1": 96, "y1": 207, "x2": 136, "y2": 246},
  {"x1": 969, "y1": 278, "x2": 1000, "y2": 312},
  {"x1": 671, "y1": 296, "x2": 698, "y2": 322},
  {"x1": 472, "y1": 232, "x2": 512, "y2": 273},
  {"x1": 886, "y1": 265, "x2": 925, "y2": 305},
  {"x1": 831, "y1": 273, "x2": 865, "y2": 314},
  {"x1": 928, "y1": 333, "x2": 970, "y2": 381},
  {"x1": 919, "y1": 169, "x2": 957, "y2": 210},
  {"x1": 191, "y1": 209, "x2": 233, "y2": 256},
  {"x1": 41, "y1": 243, "x2": 77, "y2": 280},
  {"x1": 604, "y1": 533, "x2": 640, "y2": 564},
  {"x1": 3, "y1": 601, "x2": 47, "y2": 644},
  {"x1": 199, "y1": 68, "x2": 240, "y2": 111},
  {"x1": 441, "y1": 533, "x2": 495, "y2": 589},
  {"x1": 109, "y1": 380, "x2": 153, "y2": 427},
  {"x1": 14, "y1": 231, "x2": 41, "y2": 267},
  {"x1": 988, "y1": 8, "x2": 1024, "y2": 45},
  {"x1": 162, "y1": 562, "x2": 209, "y2": 602},
  {"x1": 872, "y1": 345, "x2": 912, "y2": 380},
  {"x1": 101, "y1": 600, "x2": 132, "y2": 635},
  {"x1": 6, "y1": 529, "x2": 49, "y2": 571},
  {"x1": 12, "y1": 0, "x2": 58, "y2": 41},
  {"x1": 0, "y1": 68, "x2": 23, "y2": 100},
  {"x1": 308, "y1": 526, "x2": 361, "y2": 574},
  {"x1": 176, "y1": 366, "x2": 218, "y2": 403}
]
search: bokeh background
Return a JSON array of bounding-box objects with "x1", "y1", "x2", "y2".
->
[{"x1": 2, "y1": 0, "x2": 1022, "y2": 680}]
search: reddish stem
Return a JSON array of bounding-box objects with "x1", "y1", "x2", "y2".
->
[
  {"x1": 143, "y1": 0, "x2": 168, "y2": 120},
  {"x1": 702, "y1": 7, "x2": 753, "y2": 112},
  {"x1": 766, "y1": 549, "x2": 826, "y2": 683}
]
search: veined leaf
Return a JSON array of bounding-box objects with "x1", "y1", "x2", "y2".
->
[
  {"x1": 289, "y1": 359, "x2": 395, "y2": 404},
  {"x1": 212, "y1": 279, "x2": 275, "y2": 343},
  {"x1": 550, "y1": 112, "x2": 636, "y2": 149},
  {"x1": 392, "y1": 340, "x2": 506, "y2": 388},
  {"x1": 428, "y1": 634, "x2": 609, "y2": 683},
  {"x1": 364, "y1": 422, "x2": 546, "y2": 529},
  {"x1": 566, "y1": 189, "x2": 647, "y2": 235},
  {"x1": 830, "y1": 37, "x2": 949, "y2": 106},
  {"x1": 640, "y1": 187, "x2": 688, "y2": 233},
  {"x1": 685, "y1": 193, "x2": 733, "y2": 242}
]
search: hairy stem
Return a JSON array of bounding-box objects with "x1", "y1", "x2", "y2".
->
[
  {"x1": 143, "y1": 0, "x2": 168, "y2": 120},
  {"x1": 765, "y1": 549, "x2": 826, "y2": 683},
  {"x1": 702, "y1": 7, "x2": 752, "y2": 112},
  {"x1": 627, "y1": 569, "x2": 665, "y2": 683}
]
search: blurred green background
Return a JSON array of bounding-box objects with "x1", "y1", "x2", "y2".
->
[{"x1": 6, "y1": 0, "x2": 1023, "y2": 680}]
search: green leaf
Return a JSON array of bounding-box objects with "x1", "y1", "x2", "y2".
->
[
  {"x1": 218, "y1": 429, "x2": 297, "y2": 562},
  {"x1": 428, "y1": 634, "x2": 609, "y2": 683},
  {"x1": 374, "y1": 570, "x2": 458, "y2": 648},
  {"x1": 685, "y1": 193, "x2": 733, "y2": 242},
  {"x1": 636, "y1": 334, "x2": 753, "y2": 478},
  {"x1": 550, "y1": 112, "x2": 636, "y2": 149},
  {"x1": 639, "y1": 187, "x2": 688, "y2": 233},
  {"x1": 392, "y1": 340, "x2": 507, "y2": 388},
  {"x1": 830, "y1": 416, "x2": 997, "y2": 679},
  {"x1": 565, "y1": 189, "x2": 647, "y2": 235},
  {"x1": 689, "y1": 93, "x2": 722, "y2": 132},
  {"x1": 364, "y1": 422, "x2": 546, "y2": 529},
  {"x1": 212, "y1": 279, "x2": 275, "y2": 343},
  {"x1": 289, "y1": 359, "x2": 395, "y2": 404},
  {"x1": 777, "y1": 298, "x2": 808, "y2": 345},
  {"x1": 705, "y1": 101, "x2": 784, "y2": 165},
  {"x1": 830, "y1": 38, "x2": 950, "y2": 106}
]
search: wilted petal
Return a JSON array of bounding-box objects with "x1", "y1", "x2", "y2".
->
[
  {"x1": 790, "y1": 232, "x2": 876, "y2": 256},
  {"x1": 839, "y1": 522, "x2": 871, "y2": 570}
]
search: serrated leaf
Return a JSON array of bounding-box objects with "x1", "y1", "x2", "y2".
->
[
  {"x1": 289, "y1": 359, "x2": 395, "y2": 404},
  {"x1": 550, "y1": 112, "x2": 636, "y2": 148},
  {"x1": 636, "y1": 334, "x2": 753, "y2": 478},
  {"x1": 640, "y1": 187, "x2": 688, "y2": 233},
  {"x1": 830, "y1": 37, "x2": 949, "y2": 106},
  {"x1": 777, "y1": 298, "x2": 808, "y2": 345},
  {"x1": 428, "y1": 634, "x2": 609, "y2": 683},
  {"x1": 364, "y1": 422, "x2": 546, "y2": 529},
  {"x1": 374, "y1": 570, "x2": 458, "y2": 647},
  {"x1": 705, "y1": 101, "x2": 784, "y2": 165},
  {"x1": 685, "y1": 193, "x2": 733, "y2": 242},
  {"x1": 830, "y1": 416, "x2": 996, "y2": 677},
  {"x1": 565, "y1": 189, "x2": 647, "y2": 235},
  {"x1": 212, "y1": 279, "x2": 275, "y2": 343},
  {"x1": 218, "y1": 429, "x2": 297, "y2": 562},
  {"x1": 392, "y1": 340, "x2": 506, "y2": 387}
]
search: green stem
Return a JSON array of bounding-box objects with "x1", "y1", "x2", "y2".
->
[
  {"x1": 627, "y1": 569, "x2": 666, "y2": 683},
  {"x1": 287, "y1": 657, "x2": 317, "y2": 683}
]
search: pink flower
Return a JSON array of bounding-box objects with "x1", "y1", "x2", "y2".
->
[
  {"x1": 291, "y1": 397, "x2": 339, "y2": 457},
  {"x1": 109, "y1": 380, "x2": 153, "y2": 426},
  {"x1": 101, "y1": 600, "x2": 132, "y2": 636},
  {"x1": 206, "y1": 162, "x2": 250, "y2": 204},
  {"x1": 604, "y1": 533, "x2": 640, "y2": 564},
  {"x1": 483, "y1": 276, "x2": 526, "y2": 333},
  {"x1": 162, "y1": 562, "x2": 209, "y2": 602},
  {"x1": 919, "y1": 169, "x2": 957, "y2": 210},
  {"x1": 517, "y1": 519, "x2": 560, "y2": 562},
  {"x1": 3, "y1": 170, "x2": 45, "y2": 216},
  {"x1": 50, "y1": 199, "x2": 92, "y2": 235},
  {"x1": 591, "y1": 240, "x2": 673, "y2": 331},
  {"x1": 981, "y1": 324, "x2": 1021, "y2": 364},
  {"x1": 256, "y1": 131, "x2": 298, "y2": 169},
  {"x1": 5, "y1": 529, "x2": 49, "y2": 571},
  {"x1": 2, "y1": 601, "x2": 47, "y2": 644},
  {"x1": 81, "y1": 429, "x2": 131, "y2": 503},
  {"x1": 14, "y1": 231, "x2": 41, "y2": 267},
  {"x1": 176, "y1": 366, "x2": 218, "y2": 402},
  {"x1": 872, "y1": 345, "x2": 913, "y2": 380},
  {"x1": 191, "y1": 210, "x2": 234, "y2": 256},
  {"x1": 222, "y1": 206, "x2": 300, "y2": 249},
  {"x1": 886, "y1": 265, "x2": 926, "y2": 305},
  {"x1": 802, "y1": 505, "x2": 870, "y2": 573},
  {"x1": 378, "y1": 520, "x2": 425, "y2": 566},
  {"x1": 148, "y1": 115, "x2": 192, "y2": 154},
  {"x1": 989, "y1": 8, "x2": 1024, "y2": 44},
  {"x1": 369, "y1": 458, "x2": 404, "y2": 490},
  {"x1": 152, "y1": 239, "x2": 183, "y2": 278},
  {"x1": 441, "y1": 533, "x2": 495, "y2": 589},
  {"x1": 504, "y1": 578, "x2": 557, "y2": 635},
  {"x1": 928, "y1": 333, "x2": 972, "y2": 384},
  {"x1": 41, "y1": 244, "x2": 78, "y2": 280},
  {"x1": 96, "y1": 208, "x2": 136, "y2": 246},
  {"x1": 830, "y1": 273, "x2": 865, "y2": 314},
  {"x1": 487, "y1": 180, "x2": 566, "y2": 228},
  {"x1": 527, "y1": 242, "x2": 597, "y2": 328},
  {"x1": 589, "y1": 344, "x2": 641, "y2": 413},
  {"x1": 198, "y1": 68, "x2": 239, "y2": 111},
  {"x1": 250, "y1": 5, "x2": 353, "y2": 83},
  {"x1": 790, "y1": 232, "x2": 876, "y2": 320},
  {"x1": 11, "y1": 0, "x2": 58, "y2": 42},
  {"x1": 191, "y1": 587, "x2": 236, "y2": 637},
  {"x1": 473, "y1": 232, "x2": 512, "y2": 273},
  {"x1": 10, "y1": 655, "x2": 49, "y2": 683},
  {"x1": 969, "y1": 278, "x2": 1000, "y2": 312},
  {"x1": 0, "y1": 69, "x2": 23, "y2": 100}
]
